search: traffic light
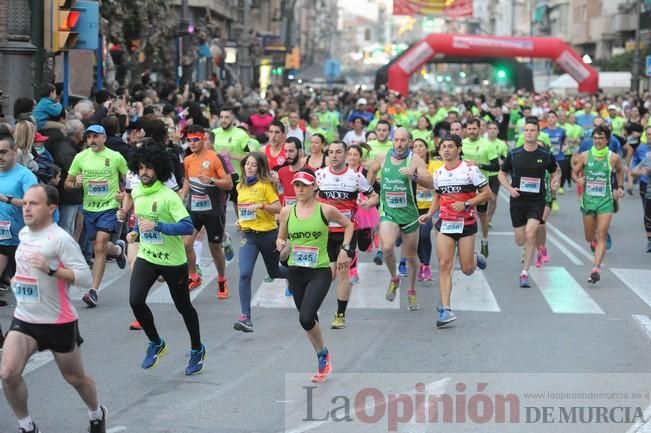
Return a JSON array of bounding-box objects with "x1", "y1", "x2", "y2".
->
[
  {"x1": 497, "y1": 69, "x2": 507, "y2": 79},
  {"x1": 285, "y1": 47, "x2": 301, "y2": 70},
  {"x1": 44, "y1": 0, "x2": 99, "y2": 52}
]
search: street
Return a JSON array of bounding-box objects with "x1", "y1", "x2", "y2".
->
[{"x1": 1, "y1": 187, "x2": 650, "y2": 433}]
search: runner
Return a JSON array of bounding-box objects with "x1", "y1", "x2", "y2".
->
[
  {"x1": 461, "y1": 118, "x2": 500, "y2": 258},
  {"x1": 276, "y1": 169, "x2": 354, "y2": 383},
  {"x1": 367, "y1": 120, "x2": 393, "y2": 160},
  {"x1": 572, "y1": 125, "x2": 625, "y2": 283},
  {"x1": 631, "y1": 150, "x2": 651, "y2": 252},
  {"x1": 1, "y1": 184, "x2": 106, "y2": 433},
  {"x1": 64, "y1": 125, "x2": 128, "y2": 307},
  {"x1": 263, "y1": 121, "x2": 288, "y2": 170},
  {"x1": 485, "y1": 121, "x2": 509, "y2": 226},
  {"x1": 305, "y1": 133, "x2": 326, "y2": 171},
  {"x1": 542, "y1": 111, "x2": 566, "y2": 211},
  {"x1": 498, "y1": 118, "x2": 559, "y2": 287},
  {"x1": 314, "y1": 141, "x2": 377, "y2": 329},
  {"x1": 275, "y1": 137, "x2": 306, "y2": 206},
  {"x1": 419, "y1": 134, "x2": 490, "y2": 328},
  {"x1": 412, "y1": 138, "x2": 443, "y2": 281},
  {"x1": 234, "y1": 151, "x2": 288, "y2": 332},
  {"x1": 367, "y1": 127, "x2": 434, "y2": 310},
  {"x1": 126, "y1": 143, "x2": 206, "y2": 374},
  {"x1": 180, "y1": 125, "x2": 233, "y2": 296}
]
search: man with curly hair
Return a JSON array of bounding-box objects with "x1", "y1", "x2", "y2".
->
[{"x1": 126, "y1": 142, "x2": 207, "y2": 375}]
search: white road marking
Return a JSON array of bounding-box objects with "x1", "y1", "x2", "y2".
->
[
  {"x1": 450, "y1": 270, "x2": 501, "y2": 312},
  {"x1": 632, "y1": 314, "x2": 651, "y2": 342},
  {"x1": 545, "y1": 222, "x2": 595, "y2": 262},
  {"x1": 546, "y1": 233, "x2": 584, "y2": 266},
  {"x1": 612, "y1": 269, "x2": 651, "y2": 310},
  {"x1": 70, "y1": 267, "x2": 126, "y2": 300},
  {"x1": 529, "y1": 266, "x2": 604, "y2": 314}
]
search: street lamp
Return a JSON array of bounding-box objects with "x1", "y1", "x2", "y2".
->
[{"x1": 582, "y1": 54, "x2": 592, "y2": 64}]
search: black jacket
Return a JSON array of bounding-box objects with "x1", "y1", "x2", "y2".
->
[{"x1": 44, "y1": 128, "x2": 83, "y2": 205}]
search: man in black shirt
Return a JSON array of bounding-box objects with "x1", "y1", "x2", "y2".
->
[{"x1": 498, "y1": 118, "x2": 559, "y2": 288}]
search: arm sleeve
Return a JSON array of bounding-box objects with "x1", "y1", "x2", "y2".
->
[
  {"x1": 480, "y1": 158, "x2": 500, "y2": 172},
  {"x1": 500, "y1": 151, "x2": 513, "y2": 172},
  {"x1": 57, "y1": 232, "x2": 92, "y2": 288},
  {"x1": 156, "y1": 217, "x2": 194, "y2": 236}
]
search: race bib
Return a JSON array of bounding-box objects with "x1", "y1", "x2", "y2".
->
[
  {"x1": 440, "y1": 219, "x2": 465, "y2": 234},
  {"x1": 88, "y1": 180, "x2": 109, "y2": 196},
  {"x1": 416, "y1": 190, "x2": 434, "y2": 202},
  {"x1": 0, "y1": 221, "x2": 11, "y2": 241},
  {"x1": 519, "y1": 177, "x2": 541, "y2": 193},
  {"x1": 190, "y1": 194, "x2": 212, "y2": 212},
  {"x1": 292, "y1": 245, "x2": 319, "y2": 267},
  {"x1": 12, "y1": 275, "x2": 40, "y2": 304},
  {"x1": 238, "y1": 204, "x2": 257, "y2": 221},
  {"x1": 141, "y1": 230, "x2": 163, "y2": 244},
  {"x1": 585, "y1": 180, "x2": 607, "y2": 197},
  {"x1": 284, "y1": 196, "x2": 297, "y2": 206},
  {"x1": 386, "y1": 191, "x2": 407, "y2": 208},
  {"x1": 329, "y1": 209, "x2": 353, "y2": 228}
]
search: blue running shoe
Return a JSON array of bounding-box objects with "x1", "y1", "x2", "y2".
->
[
  {"x1": 285, "y1": 287, "x2": 293, "y2": 297},
  {"x1": 141, "y1": 339, "x2": 168, "y2": 369},
  {"x1": 519, "y1": 272, "x2": 530, "y2": 288},
  {"x1": 436, "y1": 307, "x2": 457, "y2": 328},
  {"x1": 398, "y1": 259, "x2": 408, "y2": 277},
  {"x1": 606, "y1": 232, "x2": 612, "y2": 250},
  {"x1": 373, "y1": 251, "x2": 384, "y2": 266},
  {"x1": 223, "y1": 233, "x2": 234, "y2": 261},
  {"x1": 395, "y1": 237, "x2": 402, "y2": 247},
  {"x1": 475, "y1": 250, "x2": 487, "y2": 270},
  {"x1": 185, "y1": 344, "x2": 206, "y2": 375}
]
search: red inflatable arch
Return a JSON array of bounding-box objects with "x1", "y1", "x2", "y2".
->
[{"x1": 388, "y1": 33, "x2": 599, "y2": 96}]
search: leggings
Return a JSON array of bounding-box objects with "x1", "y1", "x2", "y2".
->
[
  {"x1": 417, "y1": 211, "x2": 434, "y2": 265},
  {"x1": 129, "y1": 258, "x2": 201, "y2": 350},
  {"x1": 288, "y1": 267, "x2": 332, "y2": 331},
  {"x1": 559, "y1": 158, "x2": 572, "y2": 188},
  {"x1": 645, "y1": 196, "x2": 651, "y2": 234},
  {"x1": 239, "y1": 230, "x2": 288, "y2": 318}
]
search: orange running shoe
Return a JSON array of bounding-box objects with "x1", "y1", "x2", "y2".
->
[
  {"x1": 188, "y1": 273, "x2": 202, "y2": 291},
  {"x1": 217, "y1": 278, "x2": 229, "y2": 299},
  {"x1": 129, "y1": 320, "x2": 142, "y2": 330},
  {"x1": 311, "y1": 351, "x2": 332, "y2": 383}
]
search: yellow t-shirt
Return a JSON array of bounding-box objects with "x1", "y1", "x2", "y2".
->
[
  {"x1": 416, "y1": 159, "x2": 444, "y2": 210},
  {"x1": 236, "y1": 181, "x2": 279, "y2": 231}
]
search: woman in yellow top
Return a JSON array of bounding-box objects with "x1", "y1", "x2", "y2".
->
[
  {"x1": 234, "y1": 152, "x2": 288, "y2": 333},
  {"x1": 414, "y1": 138, "x2": 443, "y2": 282}
]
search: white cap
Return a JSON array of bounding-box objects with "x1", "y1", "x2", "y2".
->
[
  {"x1": 608, "y1": 104, "x2": 618, "y2": 111},
  {"x1": 356, "y1": 98, "x2": 368, "y2": 106}
]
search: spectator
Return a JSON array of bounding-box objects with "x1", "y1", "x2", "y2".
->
[
  {"x1": 33, "y1": 83, "x2": 64, "y2": 130},
  {"x1": 14, "y1": 119, "x2": 38, "y2": 172},
  {"x1": 13, "y1": 97, "x2": 35, "y2": 122},
  {"x1": 103, "y1": 115, "x2": 129, "y2": 160},
  {"x1": 32, "y1": 131, "x2": 55, "y2": 183},
  {"x1": 249, "y1": 99, "x2": 274, "y2": 140}
]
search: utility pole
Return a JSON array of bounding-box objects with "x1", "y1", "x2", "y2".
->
[
  {"x1": 631, "y1": 0, "x2": 642, "y2": 97},
  {"x1": 238, "y1": 0, "x2": 253, "y2": 89}
]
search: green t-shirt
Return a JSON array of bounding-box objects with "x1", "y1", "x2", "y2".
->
[
  {"x1": 406, "y1": 109, "x2": 422, "y2": 127},
  {"x1": 411, "y1": 128, "x2": 433, "y2": 149},
  {"x1": 515, "y1": 131, "x2": 551, "y2": 149},
  {"x1": 462, "y1": 137, "x2": 499, "y2": 178},
  {"x1": 68, "y1": 147, "x2": 128, "y2": 212},
  {"x1": 560, "y1": 123, "x2": 584, "y2": 154},
  {"x1": 487, "y1": 137, "x2": 509, "y2": 160},
  {"x1": 394, "y1": 112, "x2": 410, "y2": 128},
  {"x1": 368, "y1": 139, "x2": 394, "y2": 161},
  {"x1": 610, "y1": 116, "x2": 626, "y2": 136},
  {"x1": 212, "y1": 126, "x2": 250, "y2": 175},
  {"x1": 133, "y1": 181, "x2": 189, "y2": 267},
  {"x1": 509, "y1": 109, "x2": 522, "y2": 141},
  {"x1": 247, "y1": 137, "x2": 261, "y2": 152},
  {"x1": 316, "y1": 112, "x2": 338, "y2": 143}
]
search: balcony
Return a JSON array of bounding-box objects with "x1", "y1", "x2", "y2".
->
[{"x1": 613, "y1": 11, "x2": 636, "y2": 32}]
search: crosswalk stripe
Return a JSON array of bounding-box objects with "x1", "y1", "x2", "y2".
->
[
  {"x1": 251, "y1": 279, "x2": 295, "y2": 309},
  {"x1": 611, "y1": 269, "x2": 651, "y2": 310},
  {"x1": 70, "y1": 265, "x2": 125, "y2": 300},
  {"x1": 450, "y1": 270, "x2": 501, "y2": 312},
  {"x1": 529, "y1": 266, "x2": 604, "y2": 314}
]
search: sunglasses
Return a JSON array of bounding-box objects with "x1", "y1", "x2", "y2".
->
[{"x1": 187, "y1": 136, "x2": 204, "y2": 142}]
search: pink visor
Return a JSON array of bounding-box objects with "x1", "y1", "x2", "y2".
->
[{"x1": 292, "y1": 171, "x2": 315, "y2": 185}]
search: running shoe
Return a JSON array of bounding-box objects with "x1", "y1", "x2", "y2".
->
[
  {"x1": 115, "y1": 239, "x2": 127, "y2": 269},
  {"x1": 590, "y1": 240, "x2": 598, "y2": 252},
  {"x1": 647, "y1": 239, "x2": 651, "y2": 253},
  {"x1": 263, "y1": 275, "x2": 273, "y2": 283},
  {"x1": 188, "y1": 273, "x2": 202, "y2": 291},
  {"x1": 436, "y1": 307, "x2": 457, "y2": 328},
  {"x1": 311, "y1": 350, "x2": 332, "y2": 383},
  {"x1": 535, "y1": 249, "x2": 544, "y2": 268},
  {"x1": 233, "y1": 314, "x2": 254, "y2": 332},
  {"x1": 217, "y1": 278, "x2": 229, "y2": 299},
  {"x1": 349, "y1": 266, "x2": 359, "y2": 284},
  {"x1": 284, "y1": 287, "x2": 293, "y2": 297},
  {"x1": 385, "y1": 276, "x2": 400, "y2": 301},
  {"x1": 398, "y1": 259, "x2": 408, "y2": 277},
  {"x1": 82, "y1": 288, "x2": 98, "y2": 307},
  {"x1": 88, "y1": 405, "x2": 107, "y2": 433},
  {"x1": 519, "y1": 272, "x2": 530, "y2": 288},
  {"x1": 606, "y1": 232, "x2": 612, "y2": 250},
  {"x1": 373, "y1": 250, "x2": 384, "y2": 266},
  {"x1": 540, "y1": 246, "x2": 550, "y2": 263},
  {"x1": 551, "y1": 201, "x2": 560, "y2": 212},
  {"x1": 223, "y1": 233, "x2": 234, "y2": 261},
  {"x1": 129, "y1": 320, "x2": 142, "y2": 331},
  {"x1": 588, "y1": 268, "x2": 601, "y2": 284},
  {"x1": 19, "y1": 423, "x2": 41, "y2": 433},
  {"x1": 395, "y1": 237, "x2": 402, "y2": 247},
  {"x1": 185, "y1": 344, "x2": 206, "y2": 375},
  {"x1": 480, "y1": 240, "x2": 489, "y2": 258},
  {"x1": 521, "y1": 247, "x2": 526, "y2": 263},
  {"x1": 417, "y1": 264, "x2": 425, "y2": 281},
  {"x1": 141, "y1": 339, "x2": 168, "y2": 369},
  {"x1": 422, "y1": 265, "x2": 433, "y2": 281},
  {"x1": 331, "y1": 313, "x2": 346, "y2": 329},
  {"x1": 558, "y1": 187, "x2": 564, "y2": 194},
  {"x1": 475, "y1": 250, "x2": 487, "y2": 270},
  {"x1": 196, "y1": 263, "x2": 203, "y2": 277},
  {"x1": 407, "y1": 289, "x2": 420, "y2": 311}
]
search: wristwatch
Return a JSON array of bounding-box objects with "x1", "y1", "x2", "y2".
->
[
  {"x1": 48, "y1": 267, "x2": 57, "y2": 276},
  {"x1": 5, "y1": 195, "x2": 13, "y2": 205},
  {"x1": 464, "y1": 201, "x2": 471, "y2": 210},
  {"x1": 341, "y1": 244, "x2": 354, "y2": 258},
  {"x1": 209, "y1": 177, "x2": 215, "y2": 185}
]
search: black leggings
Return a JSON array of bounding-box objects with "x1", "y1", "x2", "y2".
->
[
  {"x1": 288, "y1": 267, "x2": 332, "y2": 331},
  {"x1": 129, "y1": 258, "x2": 201, "y2": 350},
  {"x1": 645, "y1": 196, "x2": 651, "y2": 234},
  {"x1": 559, "y1": 158, "x2": 572, "y2": 188}
]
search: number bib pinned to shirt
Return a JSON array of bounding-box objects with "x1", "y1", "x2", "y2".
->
[
  {"x1": 519, "y1": 177, "x2": 541, "y2": 193},
  {"x1": 0, "y1": 221, "x2": 11, "y2": 241},
  {"x1": 329, "y1": 209, "x2": 353, "y2": 228},
  {"x1": 238, "y1": 204, "x2": 257, "y2": 221},
  {"x1": 12, "y1": 275, "x2": 40, "y2": 304},
  {"x1": 88, "y1": 180, "x2": 109, "y2": 196},
  {"x1": 416, "y1": 190, "x2": 433, "y2": 202},
  {"x1": 386, "y1": 191, "x2": 407, "y2": 208},
  {"x1": 440, "y1": 219, "x2": 465, "y2": 234},
  {"x1": 141, "y1": 230, "x2": 163, "y2": 244},
  {"x1": 190, "y1": 194, "x2": 212, "y2": 211},
  {"x1": 585, "y1": 180, "x2": 607, "y2": 197},
  {"x1": 292, "y1": 246, "x2": 319, "y2": 267}
]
